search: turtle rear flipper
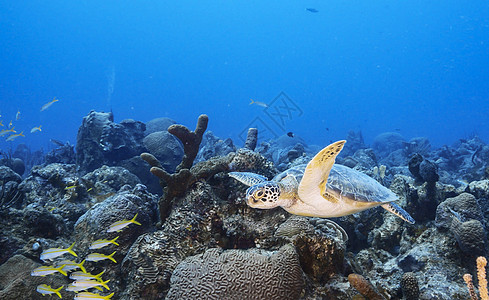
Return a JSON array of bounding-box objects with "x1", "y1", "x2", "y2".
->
[{"x1": 381, "y1": 203, "x2": 415, "y2": 224}]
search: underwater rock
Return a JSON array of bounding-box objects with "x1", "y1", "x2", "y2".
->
[
  {"x1": 166, "y1": 244, "x2": 304, "y2": 300},
  {"x1": 275, "y1": 216, "x2": 315, "y2": 238},
  {"x1": 467, "y1": 180, "x2": 489, "y2": 221},
  {"x1": 391, "y1": 174, "x2": 455, "y2": 222},
  {"x1": 143, "y1": 131, "x2": 183, "y2": 172},
  {"x1": 0, "y1": 166, "x2": 22, "y2": 183},
  {"x1": 354, "y1": 225, "x2": 469, "y2": 299},
  {"x1": 347, "y1": 148, "x2": 377, "y2": 171},
  {"x1": 0, "y1": 157, "x2": 25, "y2": 177},
  {"x1": 432, "y1": 137, "x2": 488, "y2": 183},
  {"x1": 408, "y1": 153, "x2": 424, "y2": 182},
  {"x1": 381, "y1": 149, "x2": 409, "y2": 168},
  {"x1": 44, "y1": 142, "x2": 75, "y2": 165},
  {"x1": 273, "y1": 216, "x2": 347, "y2": 283},
  {"x1": 118, "y1": 155, "x2": 162, "y2": 195},
  {"x1": 76, "y1": 111, "x2": 146, "y2": 173},
  {"x1": 82, "y1": 165, "x2": 141, "y2": 196},
  {"x1": 0, "y1": 254, "x2": 68, "y2": 299},
  {"x1": 435, "y1": 193, "x2": 484, "y2": 231},
  {"x1": 373, "y1": 132, "x2": 406, "y2": 159},
  {"x1": 368, "y1": 212, "x2": 404, "y2": 254},
  {"x1": 294, "y1": 228, "x2": 345, "y2": 283},
  {"x1": 229, "y1": 148, "x2": 277, "y2": 179},
  {"x1": 419, "y1": 159, "x2": 439, "y2": 184},
  {"x1": 76, "y1": 111, "x2": 114, "y2": 172},
  {"x1": 18, "y1": 163, "x2": 87, "y2": 227},
  {"x1": 404, "y1": 137, "x2": 431, "y2": 156},
  {"x1": 23, "y1": 203, "x2": 67, "y2": 238},
  {"x1": 195, "y1": 131, "x2": 236, "y2": 162},
  {"x1": 256, "y1": 134, "x2": 311, "y2": 171},
  {"x1": 467, "y1": 179, "x2": 489, "y2": 199},
  {"x1": 0, "y1": 234, "x2": 24, "y2": 265},
  {"x1": 450, "y1": 217, "x2": 486, "y2": 256},
  {"x1": 11, "y1": 158, "x2": 25, "y2": 176},
  {"x1": 119, "y1": 181, "x2": 224, "y2": 299},
  {"x1": 144, "y1": 117, "x2": 176, "y2": 136},
  {"x1": 74, "y1": 184, "x2": 157, "y2": 256},
  {"x1": 341, "y1": 130, "x2": 366, "y2": 157}
]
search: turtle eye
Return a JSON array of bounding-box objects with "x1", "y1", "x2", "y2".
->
[{"x1": 256, "y1": 190, "x2": 264, "y2": 197}]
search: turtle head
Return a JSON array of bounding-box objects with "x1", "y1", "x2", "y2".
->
[{"x1": 245, "y1": 182, "x2": 281, "y2": 209}]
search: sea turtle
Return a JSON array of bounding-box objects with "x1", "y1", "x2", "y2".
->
[{"x1": 229, "y1": 140, "x2": 415, "y2": 224}]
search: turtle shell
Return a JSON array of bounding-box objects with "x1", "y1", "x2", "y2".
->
[{"x1": 273, "y1": 164, "x2": 397, "y2": 203}]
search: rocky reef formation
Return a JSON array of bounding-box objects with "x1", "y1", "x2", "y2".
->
[{"x1": 1, "y1": 112, "x2": 489, "y2": 299}]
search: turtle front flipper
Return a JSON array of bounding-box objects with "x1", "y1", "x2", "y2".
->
[
  {"x1": 381, "y1": 203, "x2": 415, "y2": 224},
  {"x1": 298, "y1": 140, "x2": 346, "y2": 203},
  {"x1": 229, "y1": 172, "x2": 268, "y2": 187}
]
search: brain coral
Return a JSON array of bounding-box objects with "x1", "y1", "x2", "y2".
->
[{"x1": 166, "y1": 244, "x2": 304, "y2": 300}]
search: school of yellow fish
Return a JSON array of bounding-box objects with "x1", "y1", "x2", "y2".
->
[
  {"x1": 0, "y1": 98, "x2": 58, "y2": 142},
  {"x1": 31, "y1": 213, "x2": 141, "y2": 299}
]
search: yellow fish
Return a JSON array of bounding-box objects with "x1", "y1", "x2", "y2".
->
[
  {"x1": 74, "y1": 292, "x2": 114, "y2": 300},
  {"x1": 249, "y1": 99, "x2": 269, "y2": 108},
  {"x1": 56, "y1": 259, "x2": 86, "y2": 273},
  {"x1": 8, "y1": 120, "x2": 12, "y2": 128},
  {"x1": 0, "y1": 127, "x2": 16, "y2": 137},
  {"x1": 36, "y1": 284, "x2": 63, "y2": 298},
  {"x1": 15, "y1": 110, "x2": 20, "y2": 120},
  {"x1": 70, "y1": 270, "x2": 105, "y2": 282},
  {"x1": 89, "y1": 236, "x2": 119, "y2": 250},
  {"x1": 41, "y1": 97, "x2": 59, "y2": 111},
  {"x1": 40, "y1": 242, "x2": 77, "y2": 261},
  {"x1": 107, "y1": 213, "x2": 141, "y2": 232},
  {"x1": 31, "y1": 264, "x2": 67, "y2": 277},
  {"x1": 66, "y1": 283, "x2": 103, "y2": 292},
  {"x1": 72, "y1": 279, "x2": 110, "y2": 291},
  {"x1": 86, "y1": 251, "x2": 117, "y2": 263},
  {"x1": 0, "y1": 120, "x2": 3, "y2": 127},
  {"x1": 5, "y1": 131, "x2": 24, "y2": 142},
  {"x1": 65, "y1": 184, "x2": 78, "y2": 190},
  {"x1": 30, "y1": 125, "x2": 42, "y2": 133}
]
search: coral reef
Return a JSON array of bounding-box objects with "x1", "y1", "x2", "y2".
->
[
  {"x1": 3, "y1": 111, "x2": 489, "y2": 299},
  {"x1": 166, "y1": 245, "x2": 304, "y2": 300}
]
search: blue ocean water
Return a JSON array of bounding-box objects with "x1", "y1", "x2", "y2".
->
[{"x1": 1, "y1": 0, "x2": 488, "y2": 153}]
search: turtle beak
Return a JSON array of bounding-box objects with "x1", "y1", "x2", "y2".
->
[{"x1": 247, "y1": 195, "x2": 257, "y2": 207}]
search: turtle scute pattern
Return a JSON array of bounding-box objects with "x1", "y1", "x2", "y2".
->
[{"x1": 166, "y1": 244, "x2": 304, "y2": 300}]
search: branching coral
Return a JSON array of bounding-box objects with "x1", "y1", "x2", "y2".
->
[
  {"x1": 464, "y1": 256, "x2": 489, "y2": 300},
  {"x1": 141, "y1": 115, "x2": 236, "y2": 222}
]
